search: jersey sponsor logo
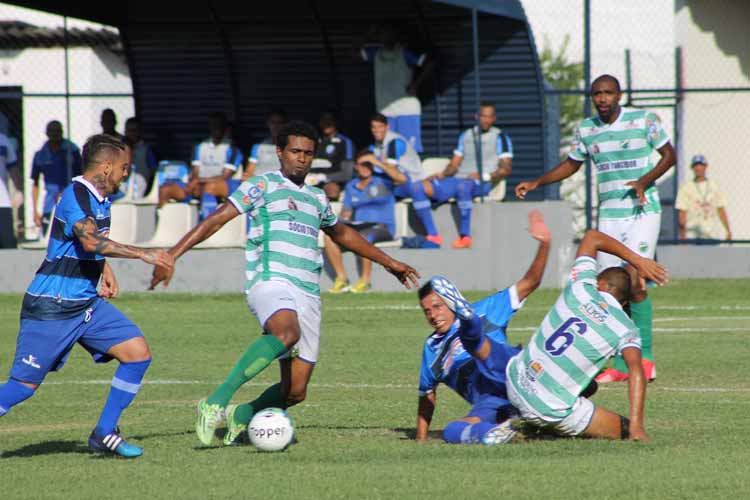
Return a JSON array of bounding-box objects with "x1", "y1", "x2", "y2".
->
[
  {"x1": 625, "y1": 120, "x2": 639, "y2": 129},
  {"x1": 288, "y1": 197, "x2": 299, "y2": 211},
  {"x1": 596, "y1": 159, "x2": 638, "y2": 172},
  {"x1": 288, "y1": 221, "x2": 318, "y2": 237},
  {"x1": 638, "y1": 241, "x2": 649, "y2": 254},
  {"x1": 243, "y1": 184, "x2": 263, "y2": 205},
  {"x1": 324, "y1": 204, "x2": 335, "y2": 219},
  {"x1": 579, "y1": 301, "x2": 610, "y2": 324},
  {"x1": 646, "y1": 118, "x2": 660, "y2": 141},
  {"x1": 525, "y1": 360, "x2": 544, "y2": 382},
  {"x1": 22, "y1": 354, "x2": 41, "y2": 369}
]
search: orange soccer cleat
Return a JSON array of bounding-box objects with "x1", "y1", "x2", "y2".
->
[{"x1": 451, "y1": 236, "x2": 473, "y2": 249}]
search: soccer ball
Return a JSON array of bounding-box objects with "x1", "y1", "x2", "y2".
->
[{"x1": 248, "y1": 408, "x2": 295, "y2": 452}]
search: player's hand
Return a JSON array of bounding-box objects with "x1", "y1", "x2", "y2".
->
[
  {"x1": 628, "y1": 425, "x2": 650, "y2": 443},
  {"x1": 633, "y1": 257, "x2": 668, "y2": 286},
  {"x1": 527, "y1": 210, "x2": 551, "y2": 244},
  {"x1": 99, "y1": 265, "x2": 119, "y2": 299},
  {"x1": 467, "y1": 172, "x2": 481, "y2": 181},
  {"x1": 625, "y1": 180, "x2": 647, "y2": 205},
  {"x1": 359, "y1": 152, "x2": 379, "y2": 165},
  {"x1": 33, "y1": 211, "x2": 42, "y2": 228},
  {"x1": 515, "y1": 180, "x2": 538, "y2": 200},
  {"x1": 426, "y1": 173, "x2": 443, "y2": 182},
  {"x1": 385, "y1": 259, "x2": 420, "y2": 289}
]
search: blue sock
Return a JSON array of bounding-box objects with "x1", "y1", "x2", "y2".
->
[
  {"x1": 443, "y1": 420, "x2": 497, "y2": 444},
  {"x1": 456, "y1": 180, "x2": 474, "y2": 237},
  {"x1": 411, "y1": 181, "x2": 438, "y2": 236},
  {"x1": 95, "y1": 359, "x2": 151, "y2": 435},
  {"x1": 458, "y1": 316, "x2": 484, "y2": 353},
  {"x1": 200, "y1": 193, "x2": 218, "y2": 220},
  {"x1": 0, "y1": 379, "x2": 36, "y2": 417}
]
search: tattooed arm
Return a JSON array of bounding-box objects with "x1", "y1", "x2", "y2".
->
[{"x1": 72, "y1": 217, "x2": 174, "y2": 270}]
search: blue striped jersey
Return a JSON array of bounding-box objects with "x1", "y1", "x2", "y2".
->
[{"x1": 22, "y1": 177, "x2": 110, "y2": 320}]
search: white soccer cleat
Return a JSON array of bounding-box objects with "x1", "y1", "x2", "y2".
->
[{"x1": 430, "y1": 276, "x2": 474, "y2": 320}]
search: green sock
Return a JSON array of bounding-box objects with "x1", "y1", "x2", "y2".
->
[
  {"x1": 206, "y1": 335, "x2": 286, "y2": 407},
  {"x1": 232, "y1": 383, "x2": 285, "y2": 426},
  {"x1": 614, "y1": 296, "x2": 653, "y2": 373}
]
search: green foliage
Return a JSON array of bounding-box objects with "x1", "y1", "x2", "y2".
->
[
  {"x1": 539, "y1": 35, "x2": 585, "y2": 145},
  {"x1": 2, "y1": 282, "x2": 750, "y2": 499}
]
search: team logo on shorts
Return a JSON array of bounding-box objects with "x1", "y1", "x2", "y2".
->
[
  {"x1": 288, "y1": 197, "x2": 298, "y2": 211},
  {"x1": 22, "y1": 354, "x2": 40, "y2": 369},
  {"x1": 638, "y1": 241, "x2": 649, "y2": 254}
]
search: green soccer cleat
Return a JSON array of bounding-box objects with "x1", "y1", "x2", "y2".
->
[
  {"x1": 196, "y1": 398, "x2": 224, "y2": 446},
  {"x1": 223, "y1": 404, "x2": 248, "y2": 446}
]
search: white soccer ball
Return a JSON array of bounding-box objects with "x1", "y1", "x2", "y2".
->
[{"x1": 247, "y1": 408, "x2": 295, "y2": 452}]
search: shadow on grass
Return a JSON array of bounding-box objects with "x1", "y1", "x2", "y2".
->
[
  {"x1": 129, "y1": 429, "x2": 194, "y2": 441},
  {"x1": 391, "y1": 427, "x2": 443, "y2": 440},
  {"x1": 1, "y1": 440, "x2": 91, "y2": 458}
]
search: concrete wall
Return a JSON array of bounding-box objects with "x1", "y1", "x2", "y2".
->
[{"x1": 2, "y1": 200, "x2": 749, "y2": 296}]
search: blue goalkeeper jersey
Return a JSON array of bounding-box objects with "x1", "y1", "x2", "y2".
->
[{"x1": 418, "y1": 286, "x2": 523, "y2": 403}]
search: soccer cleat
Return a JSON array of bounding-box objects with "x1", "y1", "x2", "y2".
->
[
  {"x1": 88, "y1": 428, "x2": 143, "y2": 458},
  {"x1": 328, "y1": 277, "x2": 350, "y2": 294},
  {"x1": 451, "y1": 236, "x2": 473, "y2": 249},
  {"x1": 196, "y1": 398, "x2": 224, "y2": 446},
  {"x1": 481, "y1": 420, "x2": 517, "y2": 446},
  {"x1": 349, "y1": 280, "x2": 371, "y2": 294},
  {"x1": 430, "y1": 276, "x2": 473, "y2": 320},
  {"x1": 223, "y1": 404, "x2": 247, "y2": 446},
  {"x1": 425, "y1": 234, "x2": 443, "y2": 246},
  {"x1": 642, "y1": 359, "x2": 657, "y2": 381},
  {"x1": 595, "y1": 368, "x2": 629, "y2": 383}
]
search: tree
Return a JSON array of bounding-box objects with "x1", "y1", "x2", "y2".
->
[{"x1": 539, "y1": 35, "x2": 584, "y2": 145}]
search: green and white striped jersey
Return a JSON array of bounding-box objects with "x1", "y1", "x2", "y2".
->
[
  {"x1": 228, "y1": 171, "x2": 338, "y2": 297},
  {"x1": 507, "y1": 256, "x2": 641, "y2": 418},
  {"x1": 569, "y1": 107, "x2": 670, "y2": 220}
]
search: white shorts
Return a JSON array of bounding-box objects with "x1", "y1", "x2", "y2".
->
[
  {"x1": 597, "y1": 212, "x2": 661, "y2": 269},
  {"x1": 246, "y1": 280, "x2": 322, "y2": 364},
  {"x1": 506, "y1": 376, "x2": 595, "y2": 436}
]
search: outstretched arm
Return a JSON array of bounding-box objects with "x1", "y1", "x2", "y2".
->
[
  {"x1": 622, "y1": 347, "x2": 648, "y2": 442},
  {"x1": 576, "y1": 230, "x2": 668, "y2": 285},
  {"x1": 416, "y1": 391, "x2": 436, "y2": 442},
  {"x1": 515, "y1": 158, "x2": 583, "y2": 199},
  {"x1": 322, "y1": 222, "x2": 419, "y2": 289},
  {"x1": 149, "y1": 202, "x2": 240, "y2": 288},
  {"x1": 515, "y1": 210, "x2": 552, "y2": 301},
  {"x1": 73, "y1": 217, "x2": 173, "y2": 269}
]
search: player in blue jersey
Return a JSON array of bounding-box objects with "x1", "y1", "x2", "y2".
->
[
  {"x1": 415, "y1": 211, "x2": 551, "y2": 445},
  {"x1": 0, "y1": 134, "x2": 173, "y2": 458}
]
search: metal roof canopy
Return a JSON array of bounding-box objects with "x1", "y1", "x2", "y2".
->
[{"x1": 6, "y1": 0, "x2": 546, "y2": 196}]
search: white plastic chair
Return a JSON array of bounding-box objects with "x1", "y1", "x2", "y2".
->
[
  {"x1": 108, "y1": 203, "x2": 139, "y2": 244},
  {"x1": 421, "y1": 157, "x2": 450, "y2": 178},
  {"x1": 136, "y1": 202, "x2": 198, "y2": 248},
  {"x1": 374, "y1": 202, "x2": 409, "y2": 248},
  {"x1": 196, "y1": 208, "x2": 247, "y2": 248}
]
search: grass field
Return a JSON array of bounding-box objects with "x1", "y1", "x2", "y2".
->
[{"x1": 2, "y1": 280, "x2": 750, "y2": 499}]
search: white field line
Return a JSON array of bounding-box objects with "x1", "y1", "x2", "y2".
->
[
  {"x1": 43, "y1": 379, "x2": 750, "y2": 393},
  {"x1": 325, "y1": 304, "x2": 750, "y2": 312}
]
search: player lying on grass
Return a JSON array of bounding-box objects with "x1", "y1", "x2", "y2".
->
[
  {"x1": 505, "y1": 229, "x2": 668, "y2": 442},
  {"x1": 0, "y1": 134, "x2": 174, "y2": 458},
  {"x1": 150, "y1": 121, "x2": 419, "y2": 446},
  {"x1": 415, "y1": 210, "x2": 551, "y2": 445}
]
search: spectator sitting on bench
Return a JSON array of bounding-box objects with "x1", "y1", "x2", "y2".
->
[
  {"x1": 159, "y1": 112, "x2": 242, "y2": 217},
  {"x1": 325, "y1": 150, "x2": 396, "y2": 294},
  {"x1": 410, "y1": 101, "x2": 513, "y2": 249},
  {"x1": 310, "y1": 111, "x2": 355, "y2": 201},
  {"x1": 243, "y1": 109, "x2": 287, "y2": 180}
]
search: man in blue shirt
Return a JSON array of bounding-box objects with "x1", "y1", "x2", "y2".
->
[
  {"x1": 311, "y1": 111, "x2": 355, "y2": 201},
  {"x1": 30, "y1": 121, "x2": 82, "y2": 234},
  {"x1": 325, "y1": 150, "x2": 396, "y2": 294},
  {"x1": 415, "y1": 211, "x2": 550, "y2": 445},
  {"x1": 0, "y1": 134, "x2": 173, "y2": 458}
]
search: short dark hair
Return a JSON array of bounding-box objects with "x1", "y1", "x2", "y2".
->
[
  {"x1": 591, "y1": 74, "x2": 621, "y2": 92},
  {"x1": 354, "y1": 148, "x2": 372, "y2": 161},
  {"x1": 101, "y1": 108, "x2": 116, "y2": 119},
  {"x1": 46, "y1": 120, "x2": 62, "y2": 130},
  {"x1": 277, "y1": 121, "x2": 318, "y2": 150},
  {"x1": 125, "y1": 116, "x2": 140, "y2": 127},
  {"x1": 266, "y1": 108, "x2": 288, "y2": 122},
  {"x1": 82, "y1": 134, "x2": 127, "y2": 172},
  {"x1": 417, "y1": 281, "x2": 434, "y2": 301},
  {"x1": 479, "y1": 101, "x2": 496, "y2": 111},
  {"x1": 370, "y1": 112, "x2": 388, "y2": 125},
  {"x1": 597, "y1": 267, "x2": 631, "y2": 305}
]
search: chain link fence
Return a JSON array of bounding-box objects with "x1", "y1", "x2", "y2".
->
[
  {"x1": 0, "y1": 5, "x2": 133, "y2": 242},
  {"x1": 526, "y1": 0, "x2": 749, "y2": 243}
]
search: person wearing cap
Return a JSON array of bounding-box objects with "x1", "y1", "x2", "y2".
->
[
  {"x1": 324, "y1": 149, "x2": 396, "y2": 293},
  {"x1": 676, "y1": 154, "x2": 732, "y2": 241}
]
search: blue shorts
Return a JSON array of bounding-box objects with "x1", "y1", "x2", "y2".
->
[
  {"x1": 429, "y1": 177, "x2": 492, "y2": 203},
  {"x1": 9, "y1": 298, "x2": 143, "y2": 384},
  {"x1": 393, "y1": 173, "x2": 413, "y2": 200},
  {"x1": 466, "y1": 339, "x2": 520, "y2": 422},
  {"x1": 467, "y1": 395, "x2": 514, "y2": 422}
]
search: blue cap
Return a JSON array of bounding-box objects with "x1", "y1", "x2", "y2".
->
[{"x1": 691, "y1": 154, "x2": 707, "y2": 166}]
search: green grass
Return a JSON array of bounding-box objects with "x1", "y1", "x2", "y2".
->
[{"x1": 2, "y1": 280, "x2": 750, "y2": 499}]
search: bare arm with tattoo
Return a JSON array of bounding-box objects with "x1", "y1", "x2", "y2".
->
[{"x1": 72, "y1": 217, "x2": 174, "y2": 270}]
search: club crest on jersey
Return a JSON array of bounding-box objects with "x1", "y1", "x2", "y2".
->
[
  {"x1": 325, "y1": 144, "x2": 335, "y2": 155},
  {"x1": 288, "y1": 197, "x2": 298, "y2": 211},
  {"x1": 620, "y1": 140, "x2": 630, "y2": 149},
  {"x1": 579, "y1": 301, "x2": 609, "y2": 324}
]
